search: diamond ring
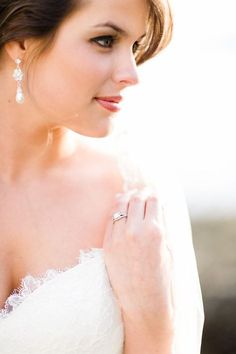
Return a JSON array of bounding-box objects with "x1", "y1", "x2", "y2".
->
[{"x1": 112, "y1": 211, "x2": 128, "y2": 224}]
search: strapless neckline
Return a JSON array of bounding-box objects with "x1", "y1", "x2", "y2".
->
[{"x1": 0, "y1": 247, "x2": 104, "y2": 318}]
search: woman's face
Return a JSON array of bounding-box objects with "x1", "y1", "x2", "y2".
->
[{"x1": 28, "y1": 0, "x2": 148, "y2": 137}]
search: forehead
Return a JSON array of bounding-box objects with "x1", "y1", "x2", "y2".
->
[{"x1": 70, "y1": 0, "x2": 149, "y2": 36}]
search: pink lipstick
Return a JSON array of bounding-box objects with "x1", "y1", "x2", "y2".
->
[{"x1": 95, "y1": 96, "x2": 122, "y2": 112}]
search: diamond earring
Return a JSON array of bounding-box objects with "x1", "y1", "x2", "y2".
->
[{"x1": 12, "y1": 58, "x2": 24, "y2": 104}]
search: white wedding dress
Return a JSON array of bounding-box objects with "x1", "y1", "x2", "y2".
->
[
  {"x1": 0, "y1": 248, "x2": 124, "y2": 354},
  {"x1": 0, "y1": 136, "x2": 204, "y2": 354}
]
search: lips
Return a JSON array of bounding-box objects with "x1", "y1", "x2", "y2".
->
[
  {"x1": 95, "y1": 96, "x2": 122, "y2": 103},
  {"x1": 94, "y1": 96, "x2": 122, "y2": 112}
]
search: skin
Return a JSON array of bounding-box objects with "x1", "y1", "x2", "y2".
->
[{"x1": 0, "y1": 0, "x2": 174, "y2": 352}]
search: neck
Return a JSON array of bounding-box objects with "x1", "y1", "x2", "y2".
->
[
  {"x1": 0, "y1": 126, "x2": 77, "y2": 184},
  {"x1": 0, "y1": 65, "x2": 79, "y2": 183},
  {"x1": 0, "y1": 101, "x2": 77, "y2": 183}
]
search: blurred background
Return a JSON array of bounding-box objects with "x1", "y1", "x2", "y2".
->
[{"x1": 112, "y1": 0, "x2": 236, "y2": 353}]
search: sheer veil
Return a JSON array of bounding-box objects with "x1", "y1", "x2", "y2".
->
[{"x1": 108, "y1": 128, "x2": 205, "y2": 354}]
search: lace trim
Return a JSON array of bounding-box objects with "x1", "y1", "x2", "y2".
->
[{"x1": 0, "y1": 248, "x2": 103, "y2": 319}]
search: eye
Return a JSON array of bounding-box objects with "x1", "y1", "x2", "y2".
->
[{"x1": 91, "y1": 35, "x2": 117, "y2": 49}]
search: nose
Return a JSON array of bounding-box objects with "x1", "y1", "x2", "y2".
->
[{"x1": 111, "y1": 53, "x2": 140, "y2": 88}]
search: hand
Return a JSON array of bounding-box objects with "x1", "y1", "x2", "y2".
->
[{"x1": 103, "y1": 188, "x2": 175, "y2": 335}]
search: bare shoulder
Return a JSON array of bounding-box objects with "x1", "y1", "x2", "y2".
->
[{"x1": 72, "y1": 136, "x2": 147, "y2": 192}]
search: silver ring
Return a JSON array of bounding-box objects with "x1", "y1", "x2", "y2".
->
[{"x1": 112, "y1": 211, "x2": 127, "y2": 224}]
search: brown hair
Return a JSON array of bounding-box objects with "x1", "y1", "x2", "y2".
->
[
  {"x1": 136, "y1": 0, "x2": 173, "y2": 65},
  {"x1": 0, "y1": 0, "x2": 173, "y2": 66}
]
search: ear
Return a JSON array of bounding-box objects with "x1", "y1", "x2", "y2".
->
[{"x1": 4, "y1": 39, "x2": 32, "y2": 63}]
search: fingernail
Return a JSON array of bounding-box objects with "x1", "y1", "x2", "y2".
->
[{"x1": 115, "y1": 188, "x2": 138, "y2": 200}]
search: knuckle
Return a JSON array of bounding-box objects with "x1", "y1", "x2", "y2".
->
[
  {"x1": 113, "y1": 198, "x2": 127, "y2": 210},
  {"x1": 126, "y1": 226, "x2": 140, "y2": 239},
  {"x1": 146, "y1": 220, "x2": 163, "y2": 238},
  {"x1": 146, "y1": 194, "x2": 158, "y2": 203},
  {"x1": 130, "y1": 194, "x2": 143, "y2": 204}
]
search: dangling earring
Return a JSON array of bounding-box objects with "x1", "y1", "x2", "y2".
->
[{"x1": 12, "y1": 58, "x2": 24, "y2": 104}]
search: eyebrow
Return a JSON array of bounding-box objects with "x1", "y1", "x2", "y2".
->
[{"x1": 93, "y1": 21, "x2": 146, "y2": 39}]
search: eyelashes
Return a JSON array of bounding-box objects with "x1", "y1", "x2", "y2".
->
[
  {"x1": 91, "y1": 35, "x2": 142, "y2": 54},
  {"x1": 92, "y1": 35, "x2": 117, "y2": 48}
]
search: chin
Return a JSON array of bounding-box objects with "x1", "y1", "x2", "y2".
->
[{"x1": 70, "y1": 124, "x2": 113, "y2": 139}]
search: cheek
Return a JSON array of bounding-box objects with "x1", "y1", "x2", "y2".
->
[{"x1": 29, "y1": 46, "x2": 110, "y2": 117}]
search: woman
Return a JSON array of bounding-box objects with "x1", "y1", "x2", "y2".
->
[{"x1": 0, "y1": 0, "x2": 204, "y2": 353}]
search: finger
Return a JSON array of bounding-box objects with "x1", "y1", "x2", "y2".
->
[
  {"x1": 111, "y1": 194, "x2": 129, "y2": 237},
  {"x1": 126, "y1": 192, "x2": 146, "y2": 227},
  {"x1": 144, "y1": 194, "x2": 162, "y2": 222},
  {"x1": 103, "y1": 193, "x2": 128, "y2": 246},
  {"x1": 103, "y1": 198, "x2": 128, "y2": 246}
]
